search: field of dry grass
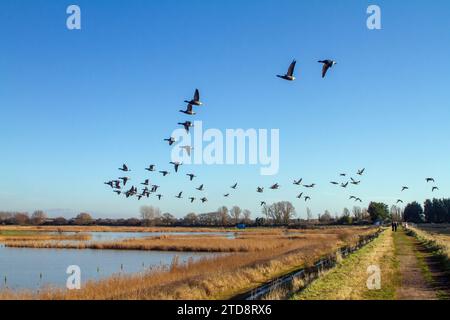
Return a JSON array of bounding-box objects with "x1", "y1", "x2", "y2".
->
[
  {"x1": 0, "y1": 226, "x2": 376, "y2": 300},
  {"x1": 411, "y1": 225, "x2": 450, "y2": 259},
  {"x1": 2, "y1": 235, "x2": 292, "y2": 252},
  {"x1": 0, "y1": 232, "x2": 91, "y2": 242},
  {"x1": 0, "y1": 226, "x2": 371, "y2": 253}
]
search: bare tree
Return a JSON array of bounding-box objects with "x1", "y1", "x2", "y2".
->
[
  {"x1": 319, "y1": 210, "x2": 332, "y2": 223},
  {"x1": 140, "y1": 206, "x2": 161, "y2": 226},
  {"x1": 13, "y1": 212, "x2": 30, "y2": 225},
  {"x1": 306, "y1": 207, "x2": 312, "y2": 221},
  {"x1": 217, "y1": 206, "x2": 229, "y2": 226},
  {"x1": 161, "y1": 213, "x2": 176, "y2": 226},
  {"x1": 230, "y1": 206, "x2": 242, "y2": 225},
  {"x1": 74, "y1": 212, "x2": 93, "y2": 225},
  {"x1": 342, "y1": 207, "x2": 351, "y2": 218},
  {"x1": 352, "y1": 206, "x2": 362, "y2": 221},
  {"x1": 184, "y1": 212, "x2": 198, "y2": 226},
  {"x1": 31, "y1": 210, "x2": 47, "y2": 225},
  {"x1": 390, "y1": 205, "x2": 402, "y2": 222},
  {"x1": 262, "y1": 205, "x2": 270, "y2": 221},
  {"x1": 265, "y1": 201, "x2": 296, "y2": 225},
  {"x1": 242, "y1": 209, "x2": 251, "y2": 224}
]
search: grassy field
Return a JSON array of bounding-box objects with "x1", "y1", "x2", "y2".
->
[
  {"x1": 0, "y1": 226, "x2": 376, "y2": 300},
  {"x1": 414, "y1": 224, "x2": 450, "y2": 256},
  {"x1": 292, "y1": 228, "x2": 398, "y2": 300}
]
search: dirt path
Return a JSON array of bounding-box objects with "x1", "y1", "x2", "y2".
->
[
  {"x1": 394, "y1": 229, "x2": 437, "y2": 300},
  {"x1": 292, "y1": 228, "x2": 447, "y2": 300}
]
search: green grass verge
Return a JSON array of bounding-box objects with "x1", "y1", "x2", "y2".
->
[{"x1": 291, "y1": 230, "x2": 398, "y2": 300}]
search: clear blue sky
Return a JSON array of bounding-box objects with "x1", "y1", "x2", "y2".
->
[{"x1": 1, "y1": 0, "x2": 449, "y2": 219}]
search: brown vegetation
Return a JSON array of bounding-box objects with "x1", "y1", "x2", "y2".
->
[
  {"x1": 0, "y1": 225, "x2": 237, "y2": 234},
  {"x1": 0, "y1": 227, "x2": 376, "y2": 300}
]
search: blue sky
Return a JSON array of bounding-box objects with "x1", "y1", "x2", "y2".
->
[{"x1": 1, "y1": 0, "x2": 449, "y2": 219}]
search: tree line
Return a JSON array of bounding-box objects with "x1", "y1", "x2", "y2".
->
[
  {"x1": 403, "y1": 198, "x2": 450, "y2": 223},
  {"x1": 1, "y1": 198, "x2": 449, "y2": 227}
]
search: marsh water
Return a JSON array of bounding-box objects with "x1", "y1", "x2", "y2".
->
[{"x1": 0, "y1": 231, "x2": 233, "y2": 291}]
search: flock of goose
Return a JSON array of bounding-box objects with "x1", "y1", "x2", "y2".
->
[
  {"x1": 395, "y1": 178, "x2": 440, "y2": 204},
  {"x1": 103, "y1": 58, "x2": 441, "y2": 211},
  {"x1": 104, "y1": 89, "x2": 210, "y2": 204}
]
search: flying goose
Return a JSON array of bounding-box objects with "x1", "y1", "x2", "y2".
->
[
  {"x1": 318, "y1": 59, "x2": 337, "y2": 78},
  {"x1": 293, "y1": 179, "x2": 303, "y2": 185},
  {"x1": 341, "y1": 182, "x2": 349, "y2": 188},
  {"x1": 175, "y1": 192, "x2": 183, "y2": 199},
  {"x1": 432, "y1": 186, "x2": 439, "y2": 192},
  {"x1": 156, "y1": 194, "x2": 162, "y2": 200},
  {"x1": 350, "y1": 178, "x2": 361, "y2": 185},
  {"x1": 401, "y1": 186, "x2": 409, "y2": 192},
  {"x1": 256, "y1": 187, "x2": 264, "y2": 193},
  {"x1": 303, "y1": 183, "x2": 315, "y2": 188},
  {"x1": 297, "y1": 193, "x2": 303, "y2": 199},
  {"x1": 178, "y1": 121, "x2": 194, "y2": 133},
  {"x1": 141, "y1": 179, "x2": 150, "y2": 186},
  {"x1": 355, "y1": 198, "x2": 362, "y2": 203},
  {"x1": 184, "y1": 89, "x2": 202, "y2": 106},
  {"x1": 270, "y1": 183, "x2": 280, "y2": 190},
  {"x1": 231, "y1": 183, "x2": 238, "y2": 189},
  {"x1": 170, "y1": 161, "x2": 182, "y2": 172},
  {"x1": 349, "y1": 196, "x2": 356, "y2": 200},
  {"x1": 164, "y1": 137, "x2": 176, "y2": 146},
  {"x1": 357, "y1": 168, "x2": 365, "y2": 176},
  {"x1": 119, "y1": 177, "x2": 129, "y2": 186},
  {"x1": 304, "y1": 196, "x2": 311, "y2": 202},
  {"x1": 196, "y1": 184, "x2": 204, "y2": 191},
  {"x1": 151, "y1": 185, "x2": 160, "y2": 192},
  {"x1": 186, "y1": 173, "x2": 196, "y2": 181},
  {"x1": 159, "y1": 171, "x2": 169, "y2": 176},
  {"x1": 340, "y1": 173, "x2": 347, "y2": 177},
  {"x1": 145, "y1": 165, "x2": 155, "y2": 172},
  {"x1": 113, "y1": 180, "x2": 121, "y2": 189},
  {"x1": 189, "y1": 197, "x2": 195, "y2": 203},
  {"x1": 179, "y1": 104, "x2": 196, "y2": 116},
  {"x1": 200, "y1": 197, "x2": 208, "y2": 203},
  {"x1": 104, "y1": 181, "x2": 114, "y2": 188},
  {"x1": 277, "y1": 60, "x2": 296, "y2": 81},
  {"x1": 426, "y1": 178, "x2": 435, "y2": 183},
  {"x1": 397, "y1": 199, "x2": 404, "y2": 204},
  {"x1": 118, "y1": 164, "x2": 130, "y2": 172},
  {"x1": 113, "y1": 190, "x2": 121, "y2": 195},
  {"x1": 330, "y1": 181, "x2": 339, "y2": 185},
  {"x1": 224, "y1": 193, "x2": 230, "y2": 197},
  {"x1": 260, "y1": 201, "x2": 266, "y2": 206}
]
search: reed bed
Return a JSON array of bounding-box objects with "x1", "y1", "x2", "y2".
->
[
  {"x1": 0, "y1": 227, "x2": 376, "y2": 300},
  {"x1": 3, "y1": 235, "x2": 299, "y2": 252},
  {"x1": 2, "y1": 227, "x2": 373, "y2": 253},
  {"x1": 0, "y1": 233, "x2": 91, "y2": 242},
  {"x1": 0, "y1": 225, "x2": 237, "y2": 234}
]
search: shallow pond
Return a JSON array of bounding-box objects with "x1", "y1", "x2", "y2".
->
[{"x1": 0, "y1": 244, "x2": 218, "y2": 291}]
